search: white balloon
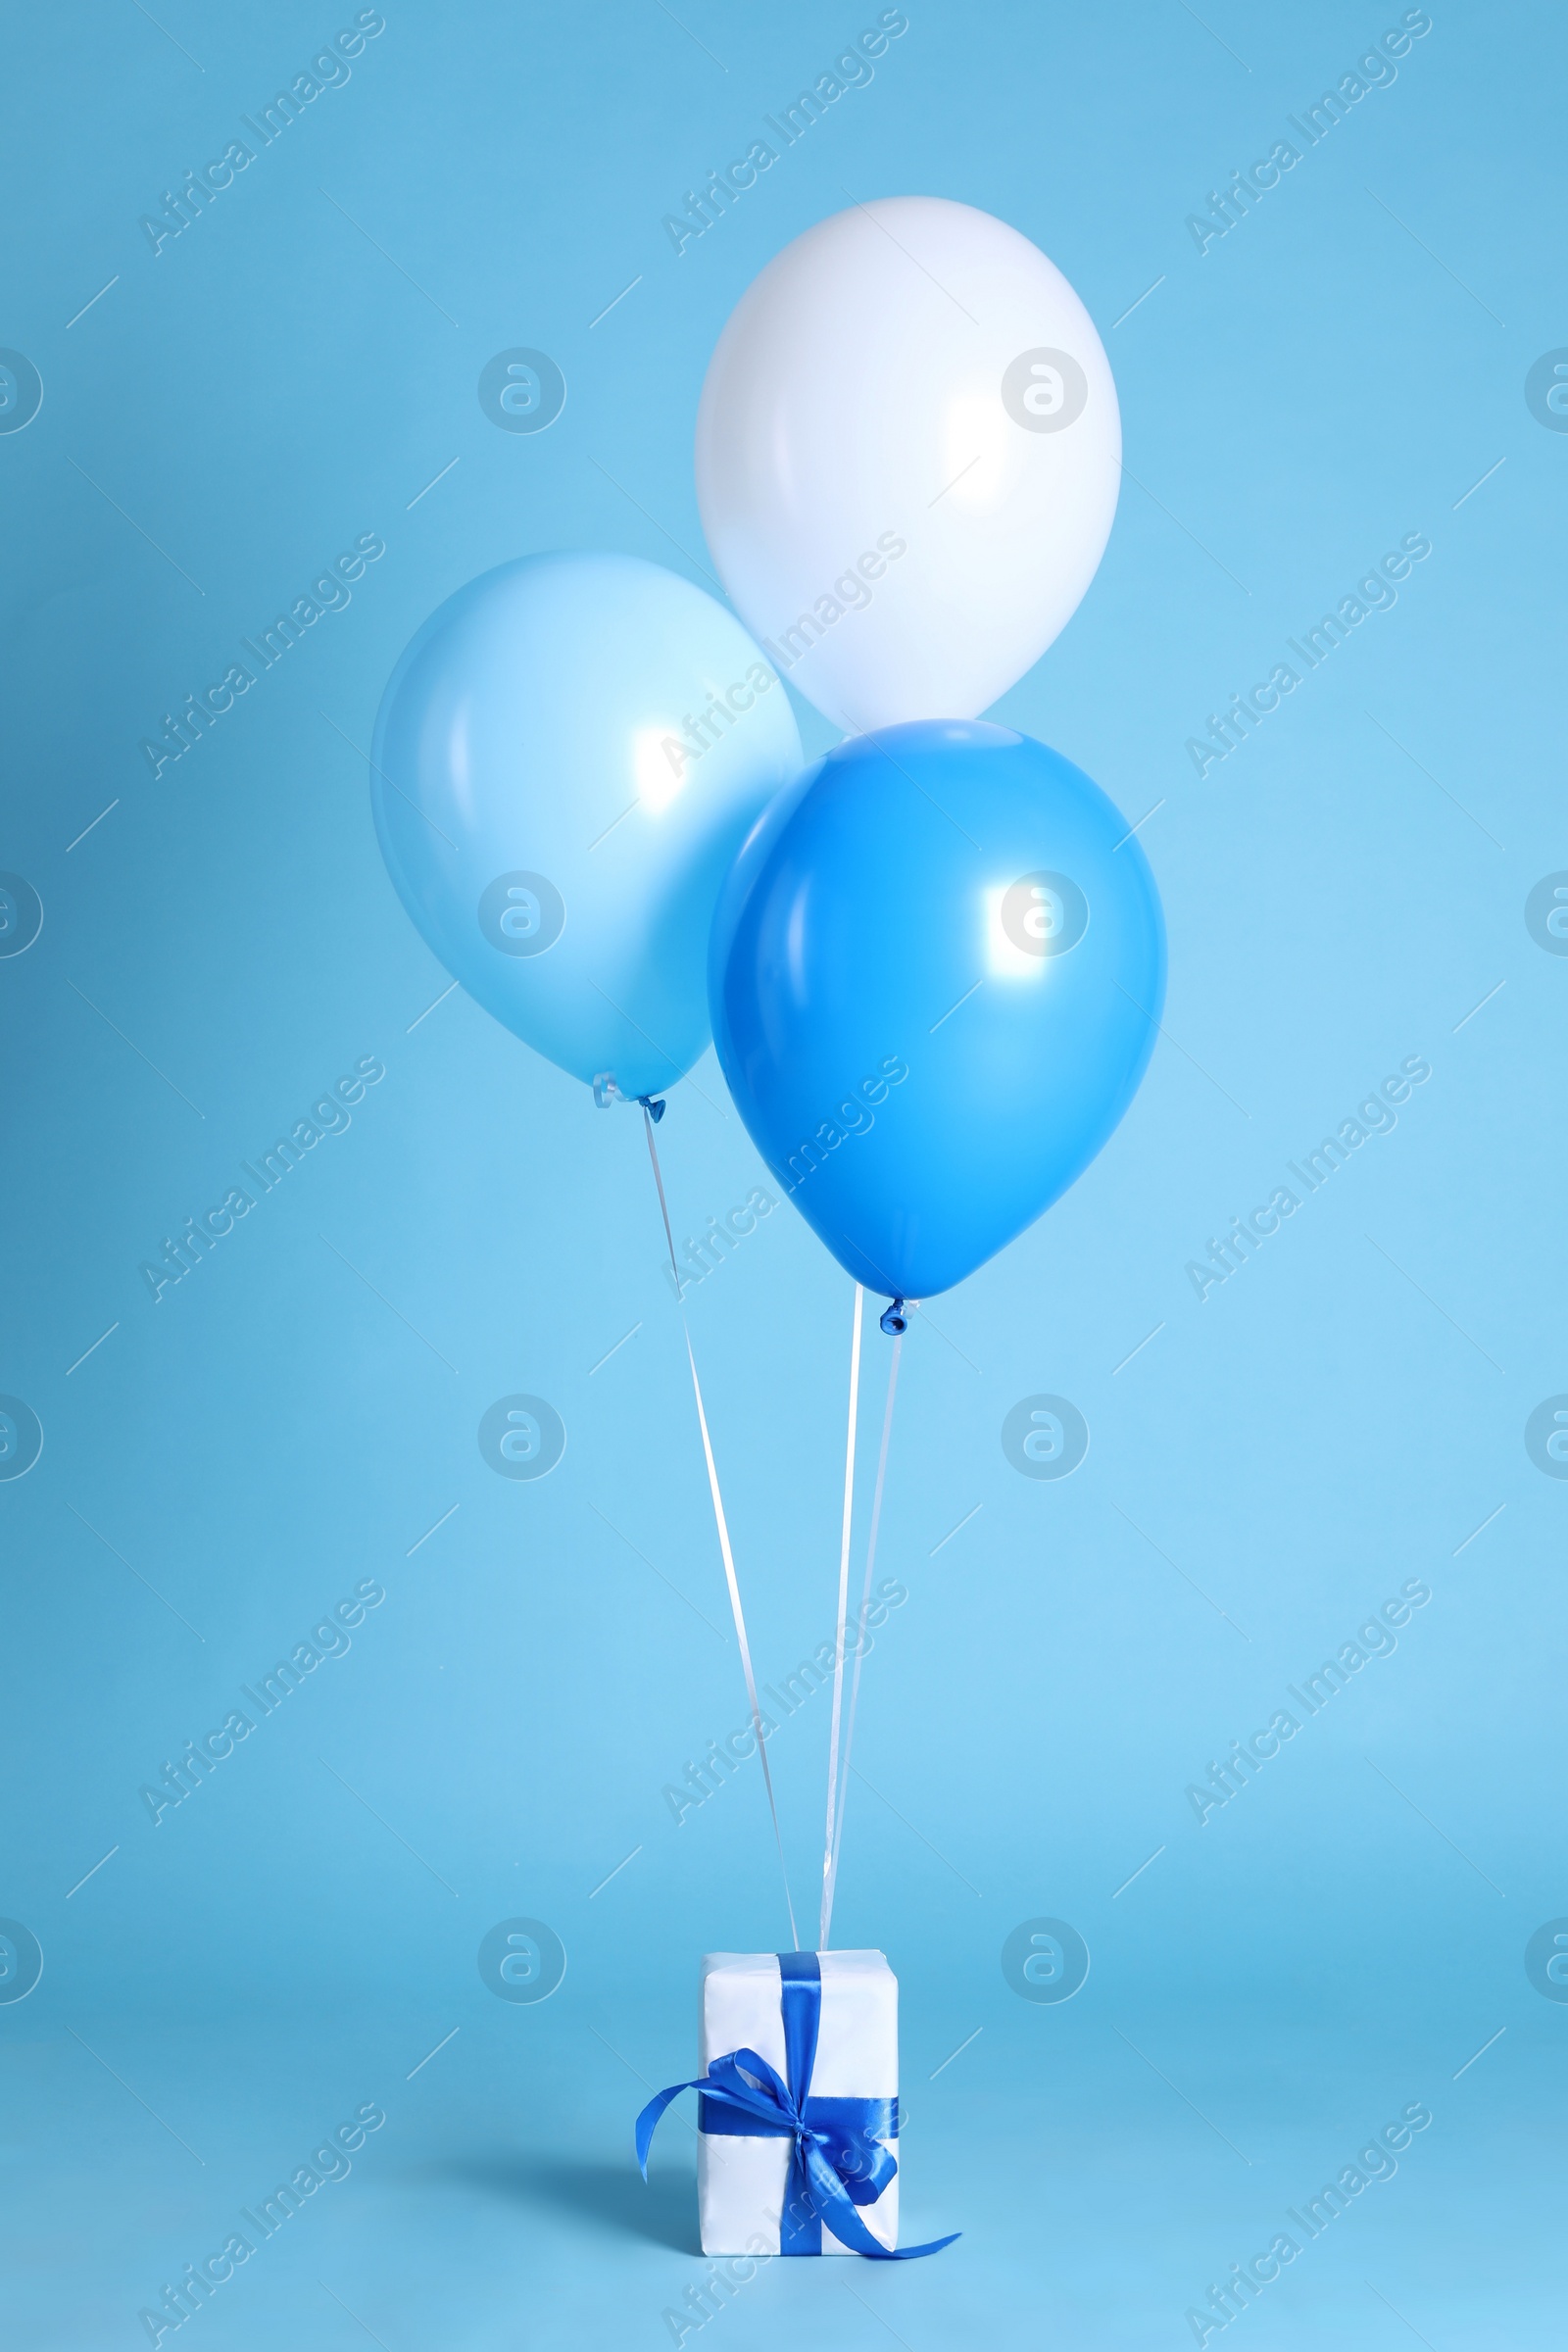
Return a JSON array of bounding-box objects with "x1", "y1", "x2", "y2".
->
[{"x1": 696, "y1": 197, "x2": 1121, "y2": 735}]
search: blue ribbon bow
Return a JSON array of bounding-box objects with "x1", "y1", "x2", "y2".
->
[{"x1": 635, "y1": 1950, "x2": 957, "y2": 2260}]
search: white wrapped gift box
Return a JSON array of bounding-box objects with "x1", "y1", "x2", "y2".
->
[{"x1": 697, "y1": 1949, "x2": 899, "y2": 2257}]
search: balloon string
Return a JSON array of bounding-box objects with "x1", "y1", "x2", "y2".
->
[
  {"x1": 641, "y1": 1105, "x2": 799, "y2": 1951},
  {"x1": 820, "y1": 1284, "x2": 863, "y2": 1949},
  {"x1": 822, "y1": 1330, "x2": 901, "y2": 1951}
]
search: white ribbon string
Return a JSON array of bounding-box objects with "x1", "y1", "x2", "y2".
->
[
  {"x1": 821, "y1": 1330, "x2": 902, "y2": 1950},
  {"x1": 820, "y1": 1284, "x2": 863, "y2": 1949},
  {"x1": 642, "y1": 1106, "x2": 799, "y2": 1950}
]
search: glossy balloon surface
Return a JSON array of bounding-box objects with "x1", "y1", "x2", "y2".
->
[
  {"x1": 710, "y1": 721, "x2": 1165, "y2": 1299},
  {"x1": 696, "y1": 198, "x2": 1120, "y2": 735},
  {"x1": 371, "y1": 552, "x2": 803, "y2": 1098}
]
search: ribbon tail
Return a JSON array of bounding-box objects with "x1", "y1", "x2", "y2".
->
[
  {"x1": 802, "y1": 2138, "x2": 960, "y2": 2260},
  {"x1": 635, "y1": 2078, "x2": 705, "y2": 2179}
]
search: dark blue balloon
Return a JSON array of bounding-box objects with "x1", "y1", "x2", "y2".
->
[{"x1": 710, "y1": 720, "x2": 1165, "y2": 1300}]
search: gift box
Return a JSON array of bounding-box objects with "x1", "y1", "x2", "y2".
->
[
  {"x1": 636, "y1": 1948, "x2": 955, "y2": 2259},
  {"x1": 700, "y1": 1949, "x2": 899, "y2": 2256}
]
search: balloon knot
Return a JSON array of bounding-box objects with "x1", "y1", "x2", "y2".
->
[
  {"x1": 879, "y1": 1298, "x2": 906, "y2": 1336},
  {"x1": 639, "y1": 1095, "x2": 666, "y2": 1124}
]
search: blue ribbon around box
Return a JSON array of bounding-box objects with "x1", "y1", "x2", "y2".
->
[{"x1": 635, "y1": 1950, "x2": 956, "y2": 2259}]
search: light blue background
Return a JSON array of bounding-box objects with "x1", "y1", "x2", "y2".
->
[{"x1": 1, "y1": 3, "x2": 1563, "y2": 2345}]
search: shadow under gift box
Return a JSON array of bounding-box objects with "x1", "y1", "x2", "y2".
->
[{"x1": 698, "y1": 1950, "x2": 899, "y2": 2256}]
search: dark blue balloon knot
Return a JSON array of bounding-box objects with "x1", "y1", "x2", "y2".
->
[
  {"x1": 639, "y1": 1095, "x2": 666, "y2": 1123},
  {"x1": 880, "y1": 1298, "x2": 906, "y2": 1336}
]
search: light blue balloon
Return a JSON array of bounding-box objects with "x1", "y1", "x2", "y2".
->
[
  {"x1": 370, "y1": 552, "x2": 803, "y2": 1099},
  {"x1": 710, "y1": 720, "x2": 1166, "y2": 1301}
]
